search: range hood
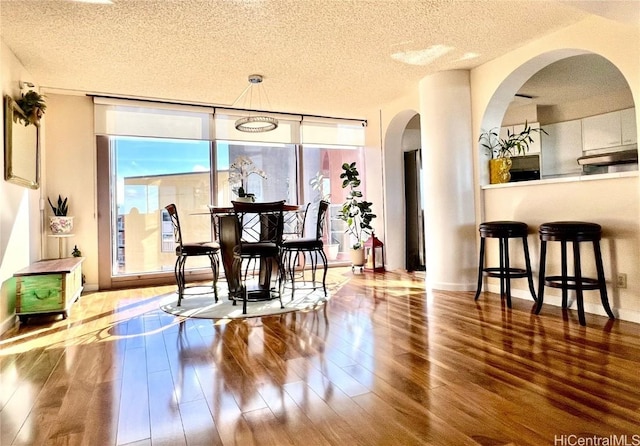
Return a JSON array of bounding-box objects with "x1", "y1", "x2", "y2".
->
[{"x1": 577, "y1": 148, "x2": 638, "y2": 166}]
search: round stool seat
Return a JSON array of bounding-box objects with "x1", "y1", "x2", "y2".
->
[
  {"x1": 539, "y1": 221, "x2": 601, "y2": 242},
  {"x1": 479, "y1": 221, "x2": 528, "y2": 238}
]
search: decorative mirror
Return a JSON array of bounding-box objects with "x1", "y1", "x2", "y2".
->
[{"x1": 4, "y1": 95, "x2": 40, "y2": 189}]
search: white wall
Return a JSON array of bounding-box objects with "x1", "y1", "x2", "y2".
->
[
  {"x1": 0, "y1": 42, "x2": 43, "y2": 333},
  {"x1": 44, "y1": 94, "x2": 98, "y2": 284}
]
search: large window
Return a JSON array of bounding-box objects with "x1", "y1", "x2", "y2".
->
[
  {"x1": 215, "y1": 141, "x2": 298, "y2": 205},
  {"x1": 112, "y1": 136, "x2": 212, "y2": 275},
  {"x1": 95, "y1": 99, "x2": 366, "y2": 283}
]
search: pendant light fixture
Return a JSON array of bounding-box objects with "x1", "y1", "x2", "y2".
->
[{"x1": 233, "y1": 74, "x2": 279, "y2": 133}]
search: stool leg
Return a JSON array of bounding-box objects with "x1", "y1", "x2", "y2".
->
[
  {"x1": 503, "y1": 237, "x2": 512, "y2": 308},
  {"x1": 522, "y1": 236, "x2": 537, "y2": 302},
  {"x1": 593, "y1": 240, "x2": 615, "y2": 319},
  {"x1": 573, "y1": 241, "x2": 586, "y2": 326},
  {"x1": 535, "y1": 241, "x2": 547, "y2": 315},
  {"x1": 561, "y1": 240, "x2": 568, "y2": 309},
  {"x1": 474, "y1": 237, "x2": 486, "y2": 301},
  {"x1": 498, "y1": 237, "x2": 505, "y2": 301}
]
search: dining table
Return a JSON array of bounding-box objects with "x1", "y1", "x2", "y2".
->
[{"x1": 194, "y1": 203, "x2": 307, "y2": 299}]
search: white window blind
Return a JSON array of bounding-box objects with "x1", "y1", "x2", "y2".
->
[
  {"x1": 301, "y1": 116, "x2": 366, "y2": 146},
  {"x1": 94, "y1": 97, "x2": 214, "y2": 140},
  {"x1": 214, "y1": 108, "x2": 301, "y2": 144}
]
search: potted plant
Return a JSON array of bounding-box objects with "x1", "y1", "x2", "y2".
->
[
  {"x1": 337, "y1": 162, "x2": 376, "y2": 267},
  {"x1": 16, "y1": 90, "x2": 46, "y2": 126},
  {"x1": 228, "y1": 156, "x2": 267, "y2": 202},
  {"x1": 48, "y1": 195, "x2": 74, "y2": 234},
  {"x1": 479, "y1": 122, "x2": 546, "y2": 184}
]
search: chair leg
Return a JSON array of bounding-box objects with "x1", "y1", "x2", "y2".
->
[
  {"x1": 208, "y1": 252, "x2": 219, "y2": 303},
  {"x1": 175, "y1": 255, "x2": 186, "y2": 306},
  {"x1": 318, "y1": 248, "x2": 328, "y2": 297},
  {"x1": 275, "y1": 255, "x2": 285, "y2": 309}
]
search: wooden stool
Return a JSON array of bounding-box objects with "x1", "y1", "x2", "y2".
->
[
  {"x1": 535, "y1": 221, "x2": 615, "y2": 326},
  {"x1": 474, "y1": 221, "x2": 536, "y2": 308}
]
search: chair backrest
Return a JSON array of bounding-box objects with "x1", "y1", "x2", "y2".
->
[
  {"x1": 283, "y1": 203, "x2": 310, "y2": 241},
  {"x1": 164, "y1": 203, "x2": 183, "y2": 248},
  {"x1": 316, "y1": 200, "x2": 330, "y2": 241},
  {"x1": 232, "y1": 200, "x2": 285, "y2": 244}
]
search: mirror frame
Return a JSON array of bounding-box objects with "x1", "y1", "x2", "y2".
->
[{"x1": 3, "y1": 95, "x2": 40, "y2": 189}]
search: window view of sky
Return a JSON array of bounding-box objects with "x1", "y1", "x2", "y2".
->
[{"x1": 115, "y1": 137, "x2": 229, "y2": 213}]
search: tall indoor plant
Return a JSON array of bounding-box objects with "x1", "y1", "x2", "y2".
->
[
  {"x1": 337, "y1": 162, "x2": 376, "y2": 267},
  {"x1": 479, "y1": 122, "x2": 546, "y2": 184}
]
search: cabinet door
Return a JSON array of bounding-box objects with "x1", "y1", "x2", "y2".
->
[
  {"x1": 582, "y1": 111, "x2": 622, "y2": 151},
  {"x1": 621, "y1": 108, "x2": 637, "y2": 145},
  {"x1": 541, "y1": 120, "x2": 583, "y2": 177}
]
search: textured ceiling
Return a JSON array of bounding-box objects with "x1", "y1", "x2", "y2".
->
[{"x1": 0, "y1": 0, "x2": 631, "y2": 119}]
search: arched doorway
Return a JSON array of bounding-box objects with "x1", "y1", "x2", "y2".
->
[{"x1": 383, "y1": 110, "x2": 425, "y2": 272}]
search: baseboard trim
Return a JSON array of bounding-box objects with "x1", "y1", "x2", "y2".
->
[{"x1": 485, "y1": 284, "x2": 640, "y2": 324}]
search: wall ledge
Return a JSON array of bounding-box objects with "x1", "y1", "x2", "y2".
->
[{"x1": 481, "y1": 170, "x2": 638, "y2": 190}]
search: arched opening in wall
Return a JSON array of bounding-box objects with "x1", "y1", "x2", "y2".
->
[
  {"x1": 479, "y1": 51, "x2": 636, "y2": 185},
  {"x1": 383, "y1": 110, "x2": 425, "y2": 272},
  {"x1": 403, "y1": 115, "x2": 426, "y2": 272}
]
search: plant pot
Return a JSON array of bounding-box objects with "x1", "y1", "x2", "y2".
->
[
  {"x1": 350, "y1": 247, "x2": 365, "y2": 267},
  {"x1": 324, "y1": 243, "x2": 339, "y2": 261},
  {"x1": 49, "y1": 216, "x2": 74, "y2": 234},
  {"x1": 489, "y1": 158, "x2": 512, "y2": 184},
  {"x1": 234, "y1": 196, "x2": 254, "y2": 203}
]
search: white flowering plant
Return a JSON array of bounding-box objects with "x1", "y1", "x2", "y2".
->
[{"x1": 229, "y1": 156, "x2": 267, "y2": 198}]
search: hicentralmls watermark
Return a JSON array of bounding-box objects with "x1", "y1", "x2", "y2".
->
[{"x1": 554, "y1": 434, "x2": 640, "y2": 446}]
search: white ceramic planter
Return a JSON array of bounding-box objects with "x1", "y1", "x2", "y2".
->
[{"x1": 49, "y1": 216, "x2": 74, "y2": 234}]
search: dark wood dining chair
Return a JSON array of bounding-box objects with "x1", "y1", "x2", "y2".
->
[
  {"x1": 231, "y1": 200, "x2": 286, "y2": 314},
  {"x1": 164, "y1": 204, "x2": 220, "y2": 306},
  {"x1": 281, "y1": 200, "x2": 330, "y2": 298}
]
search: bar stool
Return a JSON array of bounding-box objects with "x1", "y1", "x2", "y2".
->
[
  {"x1": 535, "y1": 221, "x2": 615, "y2": 326},
  {"x1": 474, "y1": 221, "x2": 537, "y2": 308}
]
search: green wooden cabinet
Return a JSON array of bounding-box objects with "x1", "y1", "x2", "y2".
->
[{"x1": 14, "y1": 257, "x2": 84, "y2": 323}]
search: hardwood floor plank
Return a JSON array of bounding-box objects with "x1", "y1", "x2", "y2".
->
[
  {"x1": 116, "y1": 345, "x2": 150, "y2": 445},
  {"x1": 2, "y1": 268, "x2": 640, "y2": 445},
  {"x1": 148, "y1": 369, "x2": 187, "y2": 446},
  {"x1": 179, "y1": 398, "x2": 223, "y2": 446}
]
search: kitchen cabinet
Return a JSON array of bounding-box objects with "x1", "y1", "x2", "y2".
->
[
  {"x1": 582, "y1": 111, "x2": 622, "y2": 151},
  {"x1": 582, "y1": 108, "x2": 636, "y2": 151},
  {"x1": 541, "y1": 120, "x2": 583, "y2": 177},
  {"x1": 621, "y1": 108, "x2": 637, "y2": 145},
  {"x1": 500, "y1": 122, "x2": 541, "y2": 156}
]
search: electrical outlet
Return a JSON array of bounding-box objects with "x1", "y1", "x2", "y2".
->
[{"x1": 616, "y1": 273, "x2": 627, "y2": 289}]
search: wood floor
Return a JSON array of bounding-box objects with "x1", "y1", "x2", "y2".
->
[{"x1": 2, "y1": 268, "x2": 640, "y2": 446}]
